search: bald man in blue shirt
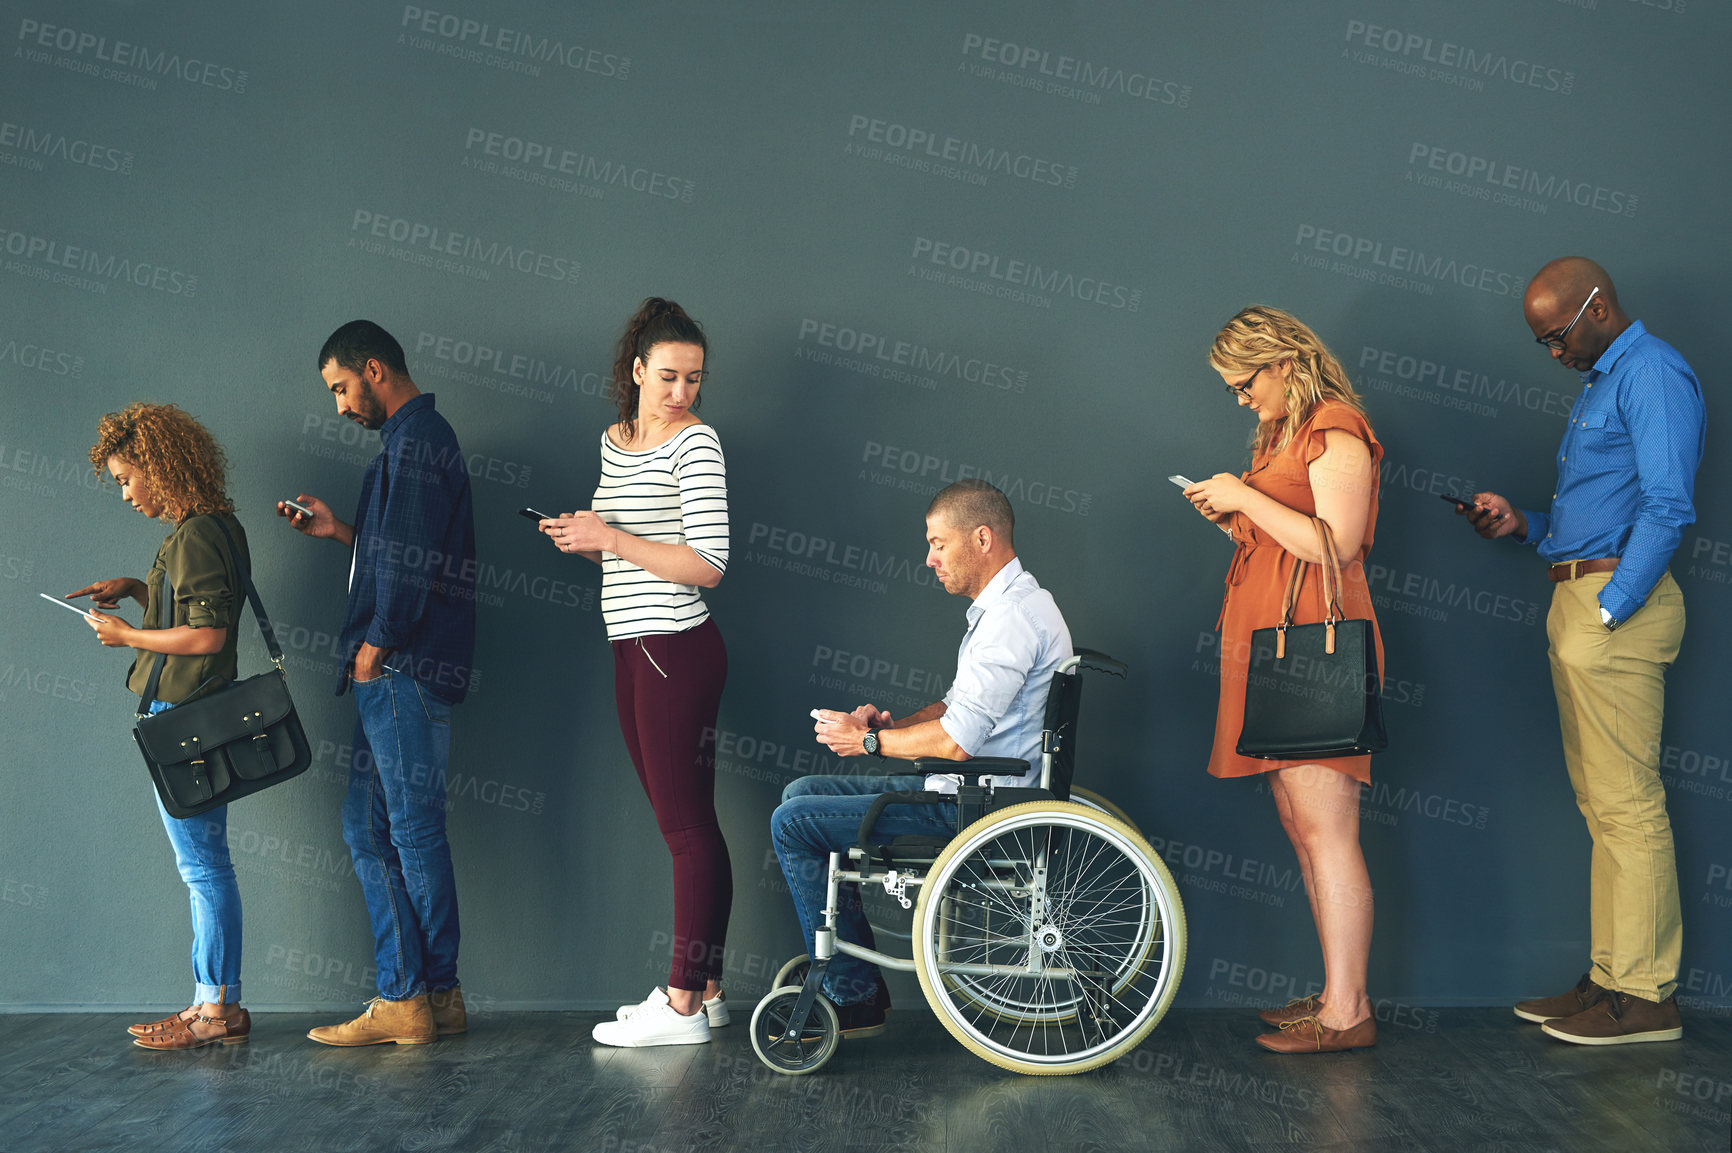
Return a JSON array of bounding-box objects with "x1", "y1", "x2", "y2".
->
[{"x1": 1464, "y1": 257, "x2": 1705, "y2": 1047}]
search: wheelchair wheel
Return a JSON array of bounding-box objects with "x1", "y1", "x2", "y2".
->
[
  {"x1": 772, "y1": 954, "x2": 811, "y2": 990},
  {"x1": 1067, "y1": 786, "x2": 1143, "y2": 836},
  {"x1": 750, "y1": 985, "x2": 840, "y2": 1075},
  {"x1": 913, "y1": 801, "x2": 1185, "y2": 1075}
]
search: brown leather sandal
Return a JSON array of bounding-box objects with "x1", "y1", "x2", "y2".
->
[
  {"x1": 132, "y1": 1008, "x2": 251, "y2": 1050},
  {"x1": 128, "y1": 1007, "x2": 198, "y2": 1038}
]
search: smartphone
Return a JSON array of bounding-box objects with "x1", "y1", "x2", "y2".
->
[
  {"x1": 282, "y1": 498, "x2": 313, "y2": 516},
  {"x1": 1439, "y1": 493, "x2": 1476, "y2": 510},
  {"x1": 519, "y1": 507, "x2": 556, "y2": 522},
  {"x1": 1168, "y1": 475, "x2": 1194, "y2": 489},
  {"x1": 40, "y1": 592, "x2": 99, "y2": 621}
]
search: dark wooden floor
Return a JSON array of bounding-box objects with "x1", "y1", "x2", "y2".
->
[{"x1": 2, "y1": 1007, "x2": 1727, "y2": 1152}]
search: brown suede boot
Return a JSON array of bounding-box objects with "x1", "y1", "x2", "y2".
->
[
  {"x1": 427, "y1": 986, "x2": 467, "y2": 1035},
  {"x1": 307, "y1": 995, "x2": 436, "y2": 1046}
]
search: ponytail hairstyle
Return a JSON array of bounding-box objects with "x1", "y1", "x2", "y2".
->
[
  {"x1": 1208, "y1": 305, "x2": 1368, "y2": 458},
  {"x1": 611, "y1": 297, "x2": 708, "y2": 443}
]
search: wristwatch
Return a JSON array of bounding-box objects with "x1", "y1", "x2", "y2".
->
[
  {"x1": 1599, "y1": 606, "x2": 1622, "y2": 631},
  {"x1": 862, "y1": 729, "x2": 883, "y2": 757}
]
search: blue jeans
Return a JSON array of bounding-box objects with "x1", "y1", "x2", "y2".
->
[
  {"x1": 151, "y1": 702, "x2": 243, "y2": 1004},
  {"x1": 343, "y1": 669, "x2": 461, "y2": 1001},
  {"x1": 770, "y1": 774, "x2": 957, "y2": 1005}
]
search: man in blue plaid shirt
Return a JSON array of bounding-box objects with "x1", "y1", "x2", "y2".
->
[
  {"x1": 280, "y1": 320, "x2": 476, "y2": 1046},
  {"x1": 1464, "y1": 257, "x2": 1705, "y2": 1047}
]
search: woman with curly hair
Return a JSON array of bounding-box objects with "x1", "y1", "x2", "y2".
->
[
  {"x1": 70, "y1": 402, "x2": 255, "y2": 1050},
  {"x1": 1183, "y1": 306, "x2": 1385, "y2": 1054}
]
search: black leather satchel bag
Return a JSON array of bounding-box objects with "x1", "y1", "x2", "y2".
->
[
  {"x1": 1236, "y1": 519, "x2": 1388, "y2": 761},
  {"x1": 132, "y1": 517, "x2": 312, "y2": 818}
]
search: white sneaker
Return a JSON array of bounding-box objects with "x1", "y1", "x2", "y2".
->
[
  {"x1": 616, "y1": 987, "x2": 730, "y2": 1029},
  {"x1": 592, "y1": 999, "x2": 711, "y2": 1047}
]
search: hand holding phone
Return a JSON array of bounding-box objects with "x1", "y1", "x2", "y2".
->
[
  {"x1": 520, "y1": 507, "x2": 556, "y2": 522},
  {"x1": 282, "y1": 498, "x2": 313, "y2": 516},
  {"x1": 1168, "y1": 475, "x2": 1195, "y2": 489}
]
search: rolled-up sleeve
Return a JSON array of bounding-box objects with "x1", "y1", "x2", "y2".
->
[
  {"x1": 165, "y1": 522, "x2": 236, "y2": 629},
  {"x1": 940, "y1": 607, "x2": 1041, "y2": 756}
]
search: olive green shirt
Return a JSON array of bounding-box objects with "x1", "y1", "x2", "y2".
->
[{"x1": 125, "y1": 513, "x2": 251, "y2": 705}]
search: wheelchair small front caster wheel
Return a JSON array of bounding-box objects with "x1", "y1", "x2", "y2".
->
[
  {"x1": 750, "y1": 985, "x2": 839, "y2": 1075},
  {"x1": 772, "y1": 953, "x2": 811, "y2": 990}
]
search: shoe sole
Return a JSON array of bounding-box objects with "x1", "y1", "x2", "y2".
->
[
  {"x1": 133, "y1": 1034, "x2": 248, "y2": 1050},
  {"x1": 591, "y1": 1032, "x2": 710, "y2": 1048},
  {"x1": 435, "y1": 1024, "x2": 468, "y2": 1035},
  {"x1": 1513, "y1": 1006, "x2": 1569, "y2": 1024},
  {"x1": 305, "y1": 1033, "x2": 436, "y2": 1046},
  {"x1": 1540, "y1": 1024, "x2": 1683, "y2": 1045}
]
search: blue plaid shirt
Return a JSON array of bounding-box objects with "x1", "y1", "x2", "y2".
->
[
  {"x1": 338, "y1": 393, "x2": 477, "y2": 703},
  {"x1": 1520, "y1": 321, "x2": 1705, "y2": 622}
]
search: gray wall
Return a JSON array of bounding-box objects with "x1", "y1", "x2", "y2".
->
[{"x1": 2, "y1": 0, "x2": 1726, "y2": 1015}]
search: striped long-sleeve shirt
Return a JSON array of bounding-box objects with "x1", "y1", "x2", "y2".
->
[{"x1": 593, "y1": 423, "x2": 728, "y2": 640}]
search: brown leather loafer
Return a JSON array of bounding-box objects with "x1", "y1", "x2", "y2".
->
[
  {"x1": 1256, "y1": 1014, "x2": 1377, "y2": 1053},
  {"x1": 128, "y1": 1007, "x2": 197, "y2": 1038},
  {"x1": 1514, "y1": 973, "x2": 1606, "y2": 1023},
  {"x1": 1258, "y1": 995, "x2": 1324, "y2": 1027},
  {"x1": 1541, "y1": 991, "x2": 1682, "y2": 1046},
  {"x1": 133, "y1": 1008, "x2": 251, "y2": 1050}
]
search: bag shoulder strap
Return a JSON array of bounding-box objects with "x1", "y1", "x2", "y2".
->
[
  {"x1": 136, "y1": 515, "x2": 284, "y2": 711},
  {"x1": 1276, "y1": 518, "x2": 1348, "y2": 634}
]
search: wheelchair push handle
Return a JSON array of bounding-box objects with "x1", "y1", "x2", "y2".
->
[{"x1": 1065, "y1": 648, "x2": 1127, "y2": 679}]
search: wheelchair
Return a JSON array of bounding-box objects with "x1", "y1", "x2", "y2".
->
[{"x1": 752, "y1": 649, "x2": 1186, "y2": 1076}]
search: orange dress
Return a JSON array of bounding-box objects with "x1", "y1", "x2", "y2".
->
[{"x1": 1207, "y1": 402, "x2": 1384, "y2": 783}]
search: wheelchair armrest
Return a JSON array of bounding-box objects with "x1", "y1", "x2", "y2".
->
[
  {"x1": 1068, "y1": 648, "x2": 1128, "y2": 678},
  {"x1": 908, "y1": 756, "x2": 1031, "y2": 778},
  {"x1": 855, "y1": 790, "x2": 951, "y2": 848}
]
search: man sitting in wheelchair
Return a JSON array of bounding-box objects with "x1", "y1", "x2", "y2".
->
[{"x1": 771, "y1": 479, "x2": 1072, "y2": 1038}]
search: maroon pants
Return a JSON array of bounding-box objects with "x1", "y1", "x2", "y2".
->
[{"x1": 612, "y1": 617, "x2": 732, "y2": 991}]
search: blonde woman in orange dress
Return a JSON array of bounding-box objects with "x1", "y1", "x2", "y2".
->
[{"x1": 1183, "y1": 306, "x2": 1384, "y2": 1054}]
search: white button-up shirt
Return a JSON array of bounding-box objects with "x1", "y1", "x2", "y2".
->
[{"x1": 926, "y1": 557, "x2": 1073, "y2": 793}]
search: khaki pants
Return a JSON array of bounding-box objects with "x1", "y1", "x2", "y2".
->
[{"x1": 1546, "y1": 569, "x2": 1685, "y2": 1001}]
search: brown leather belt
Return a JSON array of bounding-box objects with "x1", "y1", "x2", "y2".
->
[{"x1": 1549, "y1": 558, "x2": 1618, "y2": 582}]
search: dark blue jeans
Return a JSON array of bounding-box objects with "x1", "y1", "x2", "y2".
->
[
  {"x1": 343, "y1": 669, "x2": 460, "y2": 1001},
  {"x1": 770, "y1": 774, "x2": 958, "y2": 1006}
]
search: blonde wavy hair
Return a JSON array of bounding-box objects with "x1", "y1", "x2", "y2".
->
[
  {"x1": 1208, "y1": 305, "x2": 1368, "y2": 457},
  {"x1": 89, "y1": 402, "x2": 234, "y2": 522}
]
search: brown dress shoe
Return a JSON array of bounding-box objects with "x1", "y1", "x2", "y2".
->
[
  {"x1": 1258, "y1": 995, "x2": 1324, "y2": 1026},
  {"x1": 128, "y1": 1007, "x2": 197, "y2": 1038},
  {"x1": 1256, "y1": 1014, "x2": 1377, "y2": 1053},
  {"x1": 1513, "y1": 973, "x2": 1606, "y2": 1023},
  {"x1": 307, "y1": 995, "x2": 436, "y2": 1046},
  {"x1": 1541, "y1": 991, "x2": 1682, "y2": 1046},
  {"x1": 133, "y1": 1008, "x2": 251, "y2": 1050},
  {"x1": 428, "y1": 985, "x2": 467, "y2": 1035}
]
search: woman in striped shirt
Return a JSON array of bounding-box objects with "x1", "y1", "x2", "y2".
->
[{"x1": 541, "y1": 298, "x2": 732, "y2": 1047}]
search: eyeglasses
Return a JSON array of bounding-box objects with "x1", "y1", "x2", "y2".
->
[
  {"x1": 1224, "y1": 365, "x2": 1263, "y2": 398},
  {"x1": 1535, "y1": 286, "x2": 1599, "y2": 351}
]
